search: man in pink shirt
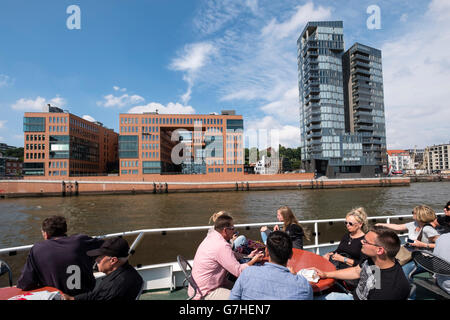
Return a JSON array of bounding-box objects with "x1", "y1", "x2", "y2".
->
[{"x1": 189, "y1": 214, "x2": 264, "y2": 299}]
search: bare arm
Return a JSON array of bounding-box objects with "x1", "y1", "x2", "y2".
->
[
  {"x1": 311, "y1": 265, "x2": 361, "y2": 281},
  {"x1": 375, "y1": 223, "x2": 408, "y2": 232}
]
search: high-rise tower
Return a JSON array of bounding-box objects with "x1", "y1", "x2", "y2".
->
[{"x1": 297, "y1": 21, "x2": 387, "y2": 177}]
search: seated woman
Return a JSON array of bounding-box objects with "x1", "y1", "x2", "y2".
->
[
  {"x1": 376, "y1": 204, "x2": 440, "y2": 279},
  {"x1": 323, "y1": 207, "x2": 368, "y2": 270},
  {"x1": 260, "y1": 206, "x2": 309, "y2": 249}
]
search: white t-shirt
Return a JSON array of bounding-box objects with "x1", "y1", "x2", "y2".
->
[
  {"x1": 405, "y1": 221, "x2": 439, "y2": 243},
  {"x1": 434, "y1": 233, "x2": 450, "y2": 294}
]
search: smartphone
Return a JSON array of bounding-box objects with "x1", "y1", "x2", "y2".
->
[
  {"x1": 234, "y1": 231, "x2": 239, "y2": 236},
  {"x1": 406, "y1": 238, "x2": 414, "y2": 243}
]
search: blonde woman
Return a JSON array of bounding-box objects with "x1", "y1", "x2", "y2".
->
[
  {"x1": 376, "y1": 205, "x2": 440, "y2": 280},
  {"x1": 260, "y1": 206, "x2": 309, "y2": 249},
  {"x1": 208, "y1": 211, "x2": 247, "y2": 250},
  {"x1": 323, "y1": 207, "x2": 368, "y2": 270}
]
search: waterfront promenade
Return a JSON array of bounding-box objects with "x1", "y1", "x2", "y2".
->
[{"x1": 0, "y1": 173, "x2": 415, "y2": 198}]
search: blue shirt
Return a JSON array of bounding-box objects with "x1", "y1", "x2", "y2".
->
[{"x1": 229, "y1": 262, "x2": 313, "y2": 300}]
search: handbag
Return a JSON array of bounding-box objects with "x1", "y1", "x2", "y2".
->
[
  {"x1": 395, "y1": 245, "x2": 413, "y2": 266},
  {"x1": 395, "y1": 223, "x2": 430, "y2": 266}
]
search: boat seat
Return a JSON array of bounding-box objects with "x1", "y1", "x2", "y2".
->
[
  {"x1": 0, "y1": 259, "x2": 13, "y2": 287},
  {"x1": 176, "y1": 255, "x2": 202, "y2": 300},
  {"x1": 411, "y1": 251, "x2": 450, "y2": 300}
]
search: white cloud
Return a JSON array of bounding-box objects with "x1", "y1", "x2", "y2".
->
[
  {"x1": 0, "y1": 74, "x2": 13, "y2": 88},
  {"x1": 113, "y1": 86, "x2": 127, "y2": 92},
  {"x1": 0, "y1": 120, "x2": 6, "y2": 129},
  {"x1": 11, "y1": 95, "x2": 67, "y2": 111},
  {"x1": 127, "y1": 102, "x2": 195, "y2": 115},
  {"x1": 261, "y1": 2, "x2": 331, "y2": 40},
  {"x1": 170, "y1": 42, "x2": 217, "y2": 104},
  {"x1": 82, "y1": 115, "x2": 97, "y2": 122},
  {"x1": 382, "y1": 0, "x2": 450, "y2": 149},
  {"x1": 246, "y1": 116, "x2": 300, "y2": 148},
  {"x1": 97, "y1": 93, "x2": 145, "y2": 108}
]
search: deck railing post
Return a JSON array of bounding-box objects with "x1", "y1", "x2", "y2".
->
[{"x1": 314, "y1": 222, "x2": 319, "y2": 254}]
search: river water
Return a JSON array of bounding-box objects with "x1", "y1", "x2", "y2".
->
[{"x1": 0, "y1": 182, "x2": 448, "y2": 285}]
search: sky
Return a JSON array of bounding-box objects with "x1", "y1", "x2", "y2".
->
[{"x1": 1, "y1": 0, "x2": 449, "y2": 150}]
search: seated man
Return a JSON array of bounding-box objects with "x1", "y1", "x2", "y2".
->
[
  {"x1": 63, "y1": 237, "x2": 143, "y2": 301},
  {"x1": 17, "y1": 215, "x2": 103, "y2": 296},
  {"x1": 433, "y1": 232, "x2": 450, "y2": 294},
  {"x1": 312, "y1": 226, "x2": 410, "y2": 300},
  {"x1": 189, "y1": 214, "x2": 264, "y2": 300},
  {"x1": 229, "y1": 231, "x2": 313, "y2": 300}
]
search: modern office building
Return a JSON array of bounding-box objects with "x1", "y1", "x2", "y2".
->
[
  {"x1": 297, "y1": 21, "x2": 387, "y2": 177},
  {"x1": 118, "y1": 110, "x2": 244, "y2": 176},
  {"x1": 23, "y1": 106, "x2": 119, "y2": 177}
]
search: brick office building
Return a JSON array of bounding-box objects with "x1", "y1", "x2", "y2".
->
[
  {"x1": 23, "y1": 106, "x2": 118, "y2": 177},
  {"x1": 118, "y1": 110, "x2": 244, "y2": 177}
]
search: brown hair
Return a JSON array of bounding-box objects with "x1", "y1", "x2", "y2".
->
[
  {"x1": 42, "y1": 215, "x2": 67, "y2": 238},
  {"x1": 369, "y1": 226, "x2": 401, "y2": 259},
  {"x1": 346, "y1": 207, "x2": 369, "y2": 233},
  {"x1": 214, "y1": 215, "x2": 233, "y2": 231},
  {"x1": 277, "y1": 206, "x2": 311, "y2": 241}
]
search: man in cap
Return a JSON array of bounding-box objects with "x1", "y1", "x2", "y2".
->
[{"x1": 62, "y1": 237, "x2": 143, "y2": 301}]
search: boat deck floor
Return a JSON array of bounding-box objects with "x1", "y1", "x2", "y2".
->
[{"x1": 138, "y1": 273, "x2": 446, "y2": 300}]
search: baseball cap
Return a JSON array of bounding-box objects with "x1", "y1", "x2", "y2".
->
[{"x1": 87, "y1": 237, "x2": 130, "y2": 258}]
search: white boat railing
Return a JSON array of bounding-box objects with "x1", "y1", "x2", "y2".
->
[{"x1": 1, "y1": 213, "x2": 438, "y2": 257}]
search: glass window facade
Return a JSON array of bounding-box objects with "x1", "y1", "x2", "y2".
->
[
  {"x1": 119, "y1": 135, "x2": 139, "y2": 158},
  {"x1": 49, "y1": 135, "x2": 70, "y2": 159},
  {"x1": 142, "y1": 161, "x2": 161, "y2": 174},
  {"x1": 23, "y1": 162, "x2": 45, "y2": 176},
  {"x1": 226, "y1": 119, "x2": 243, "y2": 131},
  {"x1": 24, "y1": 117, "x2": 45, "y2": 132}
]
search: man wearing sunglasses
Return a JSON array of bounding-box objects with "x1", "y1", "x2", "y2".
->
[
  {"x1": 189, "y1": 214, "x2": 264, "y2": 300},
  {"x1": 312, "y1": 226, "x2": 410, "y2": 300}
]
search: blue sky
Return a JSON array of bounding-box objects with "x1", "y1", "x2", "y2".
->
[{"x1": 1, "y1": 0, "x2": 449, "y2": 149}]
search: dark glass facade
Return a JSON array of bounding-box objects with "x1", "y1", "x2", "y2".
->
[
  {"x1": 119, "y1": 135, "x2": 139, "y2": 158},
  {"x1": 297, "y1": 21, "x2": 386, "y2": 177},
  {"x1": 24, "y1": 117, "x2": 45, "y2": 132}
]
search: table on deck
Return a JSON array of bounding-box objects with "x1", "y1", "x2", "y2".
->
[
  {"x1": 0, "y1": 286, "x2": 60, "y2": 300},
  {"x1": 287, "y1": 248, "x2": 336, "y2": 293}
]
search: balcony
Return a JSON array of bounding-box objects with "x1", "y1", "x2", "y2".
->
[
  {"x1": 355, "y1": 125, "x2": 374, "y2": 131},
  {"x1": 307, "y1": 124, "x2": 322, "y2": 131},
  {"x1": 355, "y1": 116, "x2": 374, "y2": 125},
  {"x1": 352, "y1": 53, "x2": 370, "y2": 62},
  {"x1": 352, "y1": 60, "x2": 371, "y2": 69}
]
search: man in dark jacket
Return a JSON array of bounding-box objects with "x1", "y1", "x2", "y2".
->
[
  {"x1": 63, "y1": 237, "x2": 143, "y2": 301},
  {"x1": 17, "y1": 216, "x2": 103, "y2": 296}
]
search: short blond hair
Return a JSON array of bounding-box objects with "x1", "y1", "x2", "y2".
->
[
  {"x1": 346, "y1": 207, "x2": 369, "y2": 233},
  {"x1": 413, "y1": 205, "x2": 436, "y2": 223}
]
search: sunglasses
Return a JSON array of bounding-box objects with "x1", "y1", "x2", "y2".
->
[
  {"x1": 344, "y1": 221, "x2": 357, "y2": 226},
  {"x1": 361, "y1": 238, "x2": 382, "y2": 248},
  {"x1": 225, "y1": 227, "x2": 235, "y2": 231}
]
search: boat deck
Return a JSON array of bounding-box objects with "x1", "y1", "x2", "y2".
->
[{"x1": 138, "y1": 272, "x2": 445, "y2": 300}]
